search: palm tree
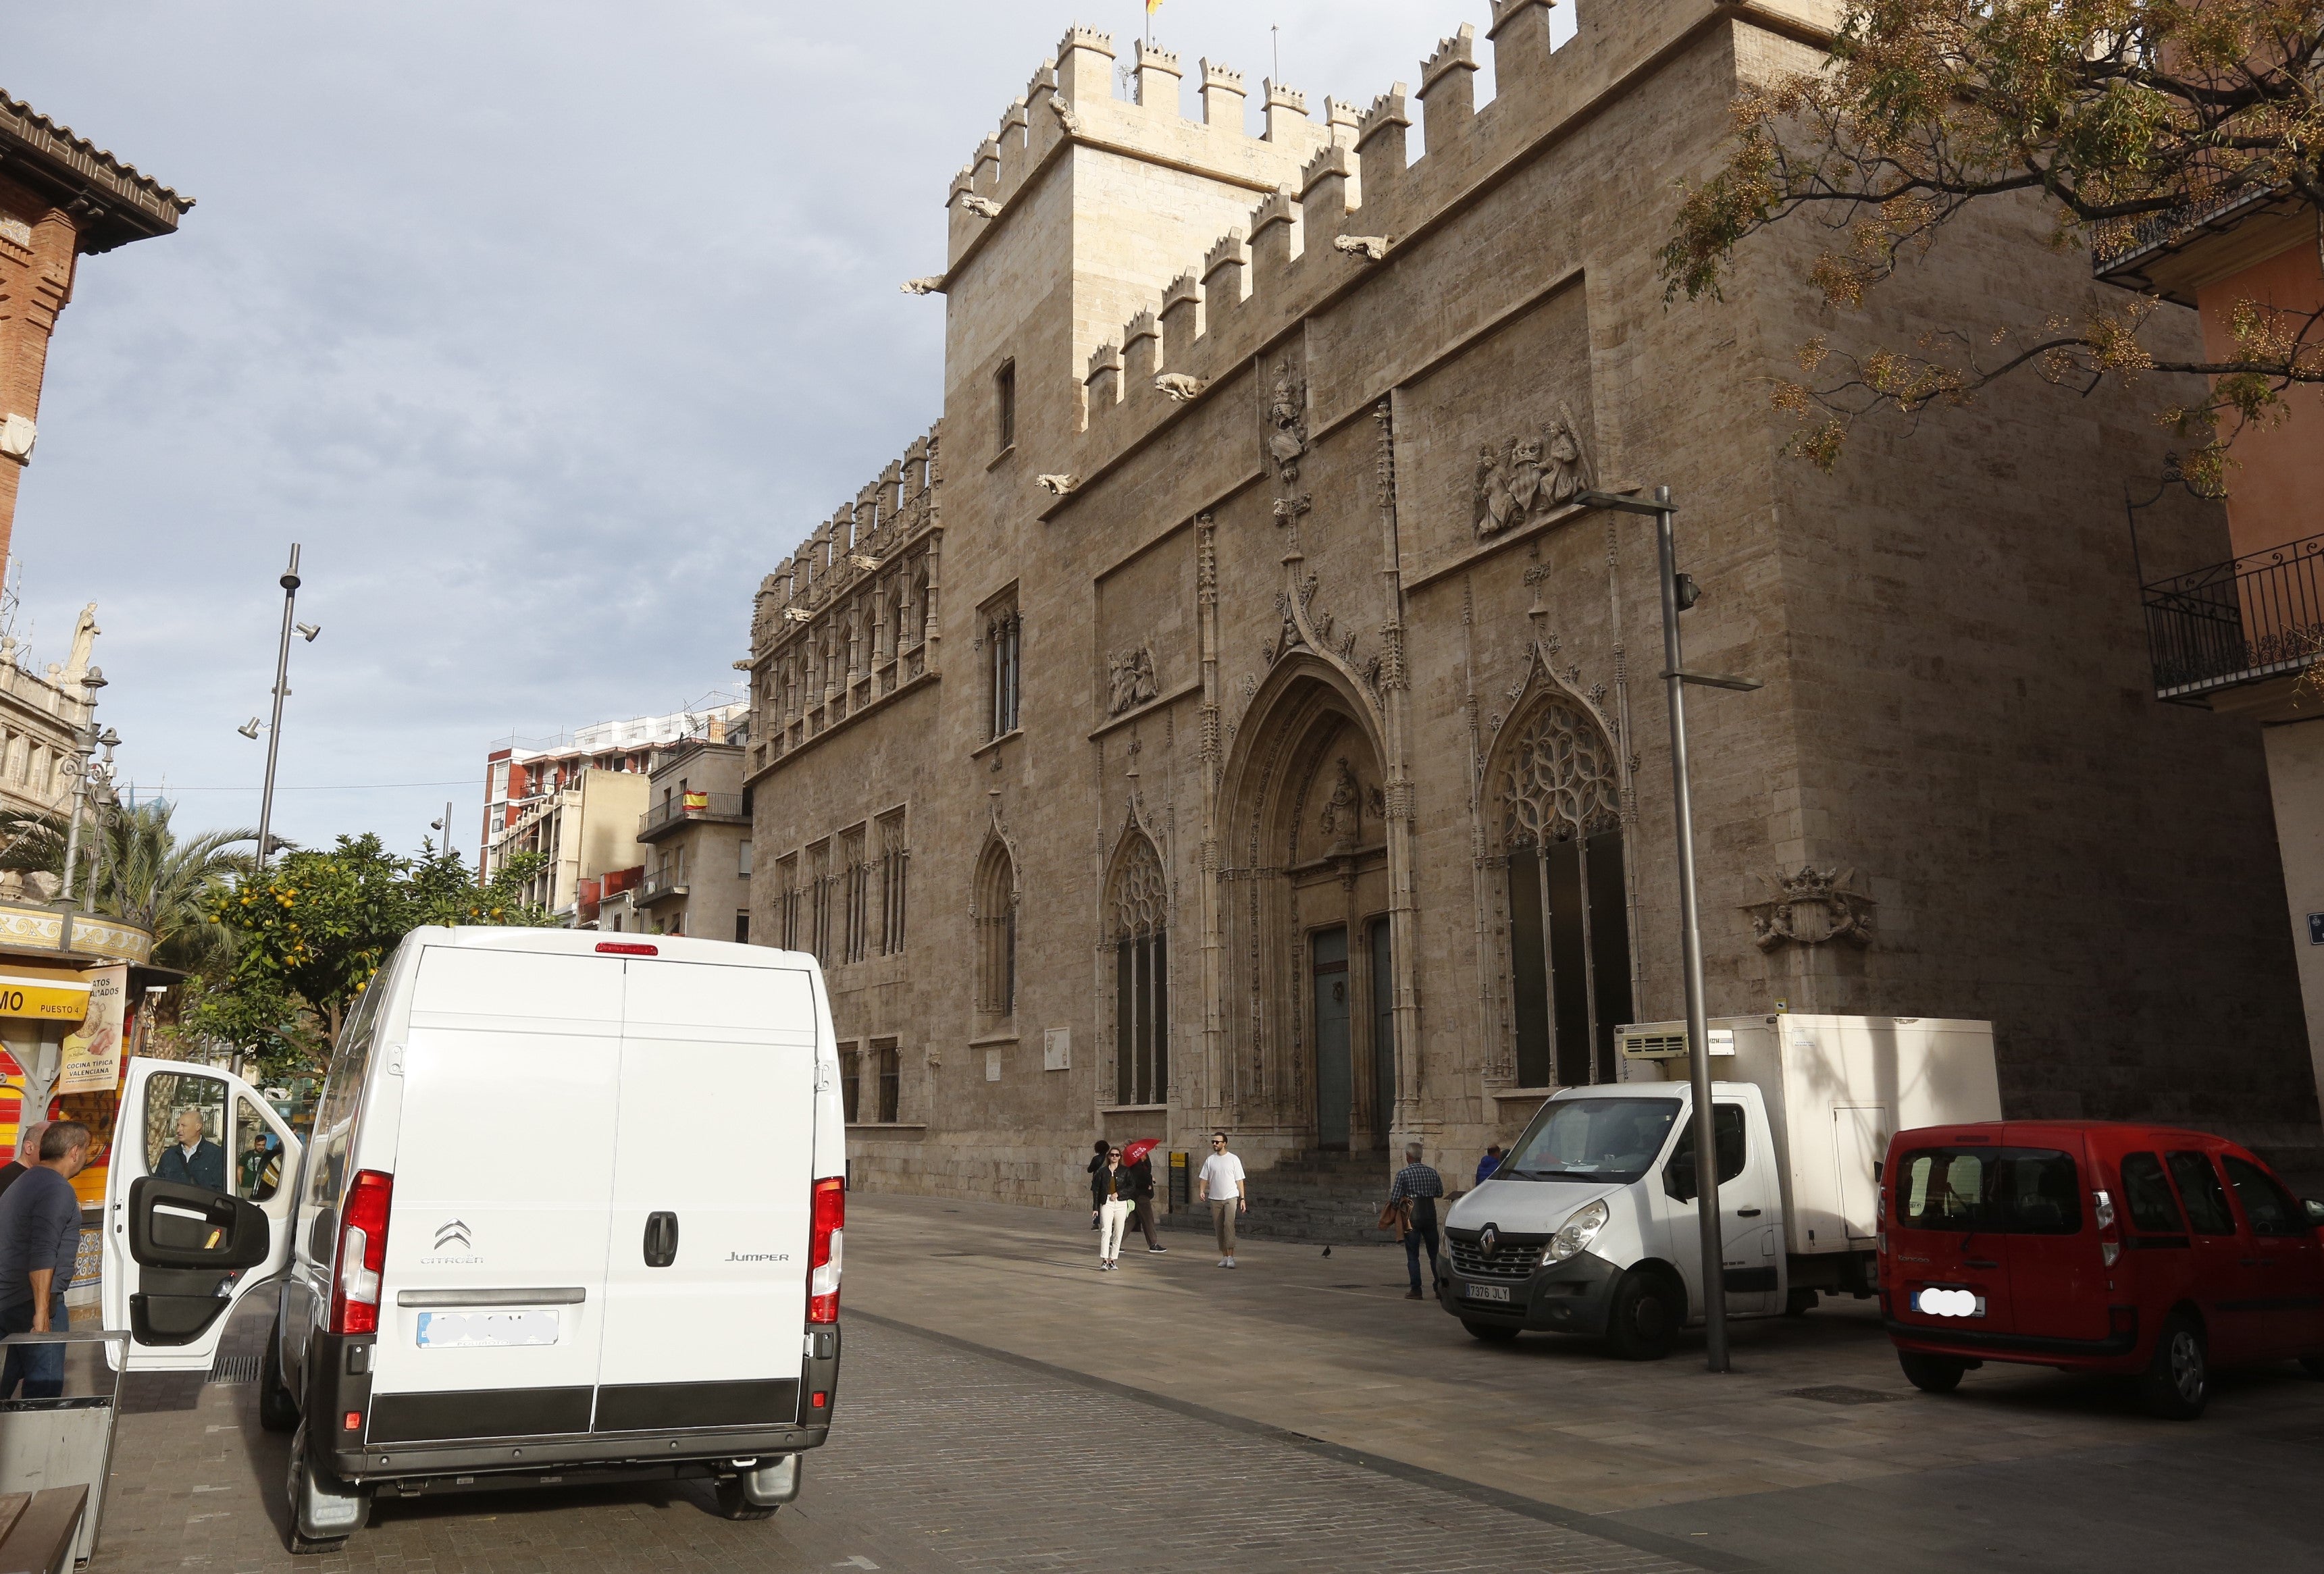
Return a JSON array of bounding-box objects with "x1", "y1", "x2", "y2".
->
[{"x1": 0, "y1": 800, "x2": 255, "y2": 968}]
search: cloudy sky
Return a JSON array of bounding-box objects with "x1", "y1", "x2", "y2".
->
[{"x1": 7, "y1": 0, "x2": 1569, "y2": 859}]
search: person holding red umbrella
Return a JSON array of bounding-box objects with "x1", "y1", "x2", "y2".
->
[{"x1": 1121, "y1": 1138, "x2": 1166, "y2": 1255}]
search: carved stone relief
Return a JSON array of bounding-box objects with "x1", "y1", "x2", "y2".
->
[
  {"x1": 1318, "y1": 758, "x2": 1360, "y2": 854},
  {"x1": 1745, "y1": 867, "x2": 1876, "y2": 951},
  {"x1": 1474, "y1": 402, "x2": 1594, "y2": 539},
  {"x1": 1107, "y1": 645, "x2": 1158, "y2": 714}
]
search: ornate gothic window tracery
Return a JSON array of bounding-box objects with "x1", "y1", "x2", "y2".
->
[
  {"x1": 973, "y1": 838, "x2": 1017, "y2": 1018},
  {"x1": 1497, "y1": 693, "x2": 1632, "y2": 1087},
  {"x1": 1108, "y1": 833, "x2": 1168, "y2": 1106}
]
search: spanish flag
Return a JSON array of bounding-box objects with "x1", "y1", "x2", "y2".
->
[{"x1": 1147, "y1": 0, "x2": 1162, "y2": 11}]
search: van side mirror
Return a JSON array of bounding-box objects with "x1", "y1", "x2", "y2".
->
[{"x1": 128, "y1": 1178, "x2": 272, "y2": 1271}]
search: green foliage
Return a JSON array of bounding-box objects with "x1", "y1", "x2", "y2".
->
[
  {"x1": 0, "y1": 800, "x2": 253, "y2": 969},
  {"x1": 197, "y1": 834, "x2": 555, "y2": 1078},
  {"x1": 1659, "y1": 0, "x2": 2324, "y2": 479}
]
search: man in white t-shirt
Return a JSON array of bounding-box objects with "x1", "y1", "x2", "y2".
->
[{"x1": 1195, "y1": 1130, "x2": 1248, "y2": 1268}]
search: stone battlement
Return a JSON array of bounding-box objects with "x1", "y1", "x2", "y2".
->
[
  {"x1": 1062, "y1": 0, "x2": 1842, "y2": 466},
  {"x1": 756, "y1": 421, "x2": 941, "y2": 646}
]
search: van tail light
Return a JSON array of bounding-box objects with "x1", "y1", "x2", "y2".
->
[
  {"x1": 330, "y1": 1170, "x2": 394, "y2": 1336},
  {"x1": 807, "y1": 1176, "x2": 844, "y2": 1323},
  {"x1": 2094, "y1": 1188, "x2": 2120, "y2": 1267}
]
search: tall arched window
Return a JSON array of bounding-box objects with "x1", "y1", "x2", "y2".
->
[
  {"x1": 1108, "y1": 834, "x2": 1168, "y2": 1106},
  {"x1": 974, "y1": 839, "x2": 1016, "y2": 1018},
  {"x1": 1499, "y1": 695, "x2": 1632, "y2": 1087}
]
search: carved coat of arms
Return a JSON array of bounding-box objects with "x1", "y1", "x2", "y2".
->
[{"x1": 1744, "y1": 866, "x2": 1876, "y2": 952}]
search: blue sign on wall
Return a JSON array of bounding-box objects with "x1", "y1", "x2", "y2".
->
[{"x1": 2310, "y1": 912, "x2": 2324, "y2": 946}]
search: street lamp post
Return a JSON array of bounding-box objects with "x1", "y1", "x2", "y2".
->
[
  {"x1": 1580, "y1": 486, "x2": 1761, "y2": 1375},
  {"x1": 254, "y1": 545, "x2": 307, "y2": 870}
]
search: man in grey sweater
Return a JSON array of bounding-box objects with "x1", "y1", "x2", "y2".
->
[{"x1": 0, "y1": 1121, "x2": 92, "y2": 1399}]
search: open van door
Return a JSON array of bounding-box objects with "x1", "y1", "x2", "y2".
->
[{"x1": 101, "y1": 1057, "x2": 304, "y2": 1371}]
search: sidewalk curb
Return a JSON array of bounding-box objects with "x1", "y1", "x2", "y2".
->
[{"x1": 848, "y1": 1308, "x2": 1766, "y2": 1574}]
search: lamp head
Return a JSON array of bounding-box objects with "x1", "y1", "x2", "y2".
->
[
  {"x1": 295, "y1": 623, "x2": 321, "y2": 642},
  {"x1": 236, "y1": 718, "x2": 262, "y2": 740}
]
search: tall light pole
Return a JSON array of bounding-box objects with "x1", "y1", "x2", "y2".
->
[
  {"x1": 1580, "y1": 486, "x2": 1761, "y2": 1374},
  {"x1": 253, "y1": 544, "x2": 315, "y2": 870}
]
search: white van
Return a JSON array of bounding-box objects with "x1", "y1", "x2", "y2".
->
[
  {"x1": 1439, "y1": 1014, "x2": 2000, "y2": 1357},
  {"x1": 102, "y1": 927, "x2": 846, "y2": 1552}
]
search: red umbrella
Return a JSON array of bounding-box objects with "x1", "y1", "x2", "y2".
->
[{"x1": 1120, "y1": 1138, "x2": 1161, "y2": 1166}]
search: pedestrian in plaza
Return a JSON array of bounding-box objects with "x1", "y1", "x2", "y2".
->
[
  {"x1": 0, "y1": 1121, "x2": 93, "y2": 1400},
  {"x1": 156, "y1": 1108, "x2": 228, "y2": 1194},
  {"x1": 1125, "y1": 1145, "x2": 1165, "y2": 1254},
  {"x1": 1474, "y1": 1145, "x2": 1504, "y2": 1188},
  {"x1": 1195, "y1": 1130, "x2": 1247, "y2": 1269},
  {"x1": 1090, "y1": 1145, "x2": 1134, "y2": 1271},
  {"x1": 0, "y1": 1121, "x2": 49, "y2": 1204},
  {"x1": 1389, "y1": 1143, "x2": 1445, "y2": 1300},
  {"x1": 1087, "y1": 1138, "x2": 1109, "y2": 1230}
]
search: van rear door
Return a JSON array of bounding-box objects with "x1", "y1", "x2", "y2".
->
[
  {"x1": 593, "y1": 955, "x2": 818, "y2": 1431},
  {"x1": 1888, "y1": 1136, "x2": 2016, "y2": 1334},
  {"x1": 366, "y1": 946, "x2": 625, "y2": 1443}
]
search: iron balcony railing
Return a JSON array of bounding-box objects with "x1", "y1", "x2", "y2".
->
[
  {"x1": 638, "y1": 868, "x2": 688, "y2": 904},
  {"x1": 2143, "y1": 530, "x2": 2324, "y2": 700},
  {"x1": 638, "y1": 792, "x2": 748, "y2": 839}
]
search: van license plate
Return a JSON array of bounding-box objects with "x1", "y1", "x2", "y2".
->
[
  {"x1": 1913, "y1": 1288, "x2": 1986, "y2": 1319},
  {"x1": 414, "y1": 1310, "x2": 561, "y2": 1349},
  {"x1": 1466, "y1": 1284, "x2": 1513, "y2": 1303}
]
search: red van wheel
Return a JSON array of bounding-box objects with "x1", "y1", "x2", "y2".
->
[
  {"x1": 1896, "y1": 1350, "x2": 1967, "y2": 1394},
  {"x1": 2140, "y1": 1314, "x2": 2209, "y2": 1420}
]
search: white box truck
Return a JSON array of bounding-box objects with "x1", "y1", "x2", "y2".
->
[
  {"x1": 1439, "y1": 1014, "x2": 2000, "y2": 1359},
  {"x1": 101, "y1": 927, "x2": 847, "y2": 1552}
]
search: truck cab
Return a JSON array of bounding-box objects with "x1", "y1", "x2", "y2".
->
[
  {"x1": 1441, "y1": 1082, "x2": 1785, "y2": 1357},
  {"x1": 1442, "y1": 1014, "x2": 2001, "y2": 1359}
]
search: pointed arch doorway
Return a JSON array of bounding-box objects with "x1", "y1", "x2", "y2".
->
[{"x1": 1217, "y1": 656, "x2": 1396, "y2": 1151}]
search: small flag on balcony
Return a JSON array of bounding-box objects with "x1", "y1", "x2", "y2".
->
[{"x1": 682, "y1": 791, "x2": 709, "y2": 812}]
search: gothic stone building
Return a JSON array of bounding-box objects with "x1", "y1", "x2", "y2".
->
[{"x1": 742, "y1": 0, "x2": 2317, "y2": 1207}]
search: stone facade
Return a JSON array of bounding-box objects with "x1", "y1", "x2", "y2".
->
[{"x1": 744, "y1": 0, "x2": 2319, "y2": 1208}]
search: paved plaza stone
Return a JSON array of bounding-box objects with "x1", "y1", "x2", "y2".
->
[{"x1": 74, "y1": 1190, "x2": 2324, "y2": 1572}]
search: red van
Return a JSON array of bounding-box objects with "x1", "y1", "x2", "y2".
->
[{"x1": 1880, "y1": 1121, "x2": 2324, "y2": 1418}]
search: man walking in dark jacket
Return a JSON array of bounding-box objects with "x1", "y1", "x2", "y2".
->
[
  {"x1": 1126, "y1": 1149, "x2": 1166, "y2": 1255},
  {"x1": 0, "y1": 1121, "x2": 92, "y2": 1398}
]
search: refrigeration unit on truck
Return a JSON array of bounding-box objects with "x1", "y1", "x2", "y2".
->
[
  {"x1": 1439, "y1": 1014, "x2": 2001, "y2": 1359},
  {"x1": 100, "y1": 927, "x2": 848, "y2": 1554}
]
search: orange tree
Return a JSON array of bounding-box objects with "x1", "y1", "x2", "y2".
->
[
  {"x1": 1659, "y1": 0, "x2": 2324, "y2": 491},
  {"x1": 194, "y1": 834, "x2": 551, "y2": 1080}
]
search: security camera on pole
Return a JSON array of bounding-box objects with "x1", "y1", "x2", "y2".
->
[
  {"x1": 242, "y1": 545, "x2": 319, "y2": 869},
  {"x1": 1578, "y1": 486, "x2": 1761, "y2": 1375}
]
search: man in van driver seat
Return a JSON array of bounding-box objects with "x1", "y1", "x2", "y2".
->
[{"x1": 157, "y1": 1109, "x2": 228, "y2": 1194}]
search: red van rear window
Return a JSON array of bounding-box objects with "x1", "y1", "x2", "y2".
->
[{"x1": 1898, "y1": 1147, "x2": 2082, "y2": 1236}]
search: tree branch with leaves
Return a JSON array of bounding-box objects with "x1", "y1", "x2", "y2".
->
[{"x1": 1660, "y1": 0, "x2": 2324, "y2": 491}]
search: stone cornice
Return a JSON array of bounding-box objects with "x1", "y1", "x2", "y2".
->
[{"x1": 0, "y1": 89, "x2": 190, "y2": 251}]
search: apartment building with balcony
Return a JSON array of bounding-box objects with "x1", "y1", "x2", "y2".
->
[
  {"x1": 2098, "y1": 181, "x2": 2324, "y2": 1106},
  {"x1": 635, "y1": 733, "x2": 752, "y2": 941},
  {"x1": 480, "y1": 696, "x2": 746, "y2": 924}
]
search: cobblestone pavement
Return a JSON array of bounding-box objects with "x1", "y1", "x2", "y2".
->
[
  {"x1": 86, "y1": 1298, "x2": 1705, "y2": 1573},
  {"x1": 74, "y1": 1186, "x2": 2324, "y2": 1572}
]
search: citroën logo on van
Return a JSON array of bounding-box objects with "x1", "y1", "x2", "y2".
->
[{"x1": 434, "y1": 1219, "x2": 472, "y2": 1250}]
